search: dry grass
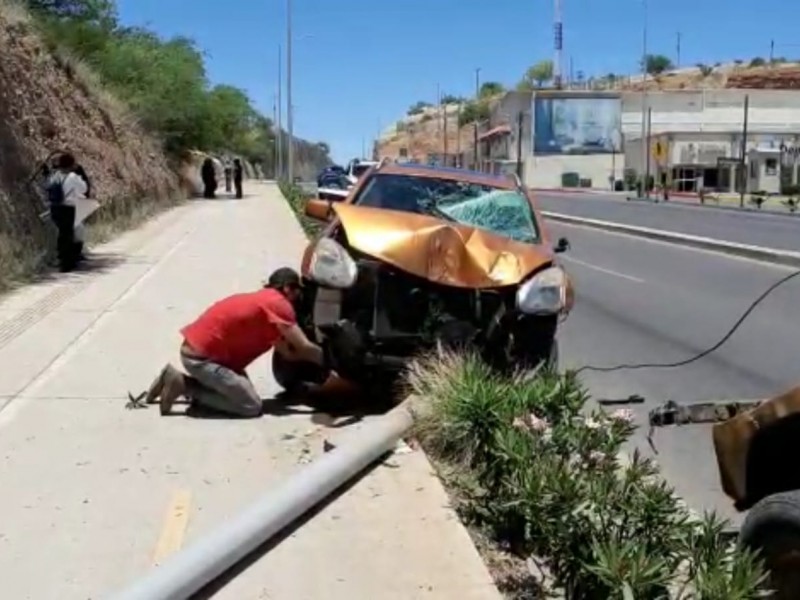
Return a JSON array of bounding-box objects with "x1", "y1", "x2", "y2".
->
[
  {"x1": 0, "y1": 0, "x2": 30, "y2": 24},
  {"x1": 85, "y1": 193, "x2": 184, "y2": 245}
]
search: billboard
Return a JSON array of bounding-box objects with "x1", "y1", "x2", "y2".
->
[{"x1": 533, "y1": 96, "x2": 621, "y2": 155}]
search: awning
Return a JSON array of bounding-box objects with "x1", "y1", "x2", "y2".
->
[{"x1": 478, "y1": 124, "x2": 511, "y2": 141}]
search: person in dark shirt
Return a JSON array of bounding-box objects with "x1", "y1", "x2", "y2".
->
[{"x1": 233, "y1": 158, "x2": 243, "y2": 199}]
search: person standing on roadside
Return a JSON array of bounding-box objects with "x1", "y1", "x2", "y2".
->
[
  {"x1": 46, "y1": 153, "x2": 88, "y2": 272},
  {"x1": 233, "y1": 158, "x2": 243, "y2": 199},
  {"x1": 224, "y1": 159, "x2": 233, "y2": 193},
  {"x1": 144, "y1": 268, "x2": 328, "y2": 418},
  {"x1": 72, "y1": 163, "x2": 93, "y2": 263},
  {"x1": 201, "y1": 157, "x2": 217, "y2": 199}
]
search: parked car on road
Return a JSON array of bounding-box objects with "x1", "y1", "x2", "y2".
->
[
  {"x1": 344, "y1": 158, "x2": 379, "y2": 185},
  {"x1": 274, "y1": 161, "x2": 574, "y2": 392}
]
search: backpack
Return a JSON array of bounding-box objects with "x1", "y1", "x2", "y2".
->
[{"x1": 46, "y1": 173, "x2": 66, "y2": 206}]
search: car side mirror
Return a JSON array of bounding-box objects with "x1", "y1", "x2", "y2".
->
[
  {"x1": 554, "y1": 237, "x2": 570, "y2": 253},
  {"x1": 305, "y1": 198, "x2": 334, "y2": 221}
]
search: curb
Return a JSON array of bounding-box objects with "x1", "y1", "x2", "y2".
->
[{"x1": 542, "y1": 211, "x2": 800, "y2": 268}]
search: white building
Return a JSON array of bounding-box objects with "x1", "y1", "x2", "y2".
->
[
  {"x1": 622, "y1": 89, "x2": 800, "y2": 193},
  {"x1": 480, "y1": 89, "x2": 800, "y2": 193}
]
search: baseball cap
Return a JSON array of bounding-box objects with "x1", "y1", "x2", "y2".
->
[{"x1": 265, "y1": 267, "x2": 303, "y2": 289}]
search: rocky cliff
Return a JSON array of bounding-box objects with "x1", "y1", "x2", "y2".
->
[{"x1": 0, "y1": 0, "x2": 182, "y2": 285}]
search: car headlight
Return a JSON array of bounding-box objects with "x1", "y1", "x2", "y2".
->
[
  {"x1": 308, "y1": 238, "x2": 358, "y2": 288},
  {"x1": 516, "y1": 266, "x2": 567, "y2": 315}
]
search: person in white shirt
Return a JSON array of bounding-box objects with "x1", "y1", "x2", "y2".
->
[{"x1": 47, "y1": 153, "x2": 89, "y2": 272}]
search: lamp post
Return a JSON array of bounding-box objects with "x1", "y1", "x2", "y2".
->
[
  {"x1": 474, "y1": 67, "x2": 481, "y2": 169},
  {"x1": 276, "y1": 44, "x2": 283, "y2": 179},
  {"x1": 640, "y1": 0, "x2": 649, "y2": 198},
  {"x1": 286, "y1": 0, "x2": 294, "y2": 182}
]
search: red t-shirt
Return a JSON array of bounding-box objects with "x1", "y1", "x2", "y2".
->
[{"x1": 181, "y1": 288, "x2": 297, "y2": 373}]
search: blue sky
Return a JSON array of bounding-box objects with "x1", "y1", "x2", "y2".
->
[{"x1": 116, "y1": 0, "x2": 796, "y2": 164}]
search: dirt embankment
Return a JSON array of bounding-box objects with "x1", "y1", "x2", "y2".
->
[{"x1": 0, "y1": 2, "x2": 182, "y2": 286}]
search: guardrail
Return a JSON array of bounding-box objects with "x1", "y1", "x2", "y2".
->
[{"x1": 542, "y1": 211, "x2": 800, "y2": 269}]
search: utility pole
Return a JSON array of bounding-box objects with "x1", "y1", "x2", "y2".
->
[
  {"x1": 286, "y1": 0, "x2": 294, "y2": 182},
  {"x1": 443, "y1": 100, "x2": 448, "y2": 165},
  {"x1": 553, "y1": 0, "x2": 563, "y2": 89},
  {"x1": 277, "y1": 44, "x2": 283, "y2": 180},
  {"x1": 272, "y1": 94, "x2": 278, "y2": 178},
  {"x1": 473, "y1": 67, "x2": 481, "y2": 169},
  {"x1": 639, "y1": 0, "x2": 648, "y2": 197},
  {"x1": 676, "y1": 32, "x2": 681, "y2": 68},
  {"x1": 456, "y1": 103, "x2": 462, "y2": 167},
  {"x1": 770, "y1": 39, "x2": 775, "y2": 64},
  {"x1": 436, "y1": 83, "x2": 441, "y2": 164},
  {"x1": 645, "y1": 107, "x2": 652, "y2": 199},
  {"x1": 516, "y1": 111, "x2": 524, "y2": 179},
  {"x1": 740, "y1": 94, "x2": 750, "y2": 208}
]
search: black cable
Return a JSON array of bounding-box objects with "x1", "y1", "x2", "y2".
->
[{"x1": 573, "y1": 268, "x2": 800, "y2": 376}]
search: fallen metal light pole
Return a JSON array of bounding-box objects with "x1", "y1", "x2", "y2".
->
[{"x1": 109, "y1": 401, "x2": 415, "y2": 600}]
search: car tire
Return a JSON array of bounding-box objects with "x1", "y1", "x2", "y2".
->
[
  {"x1": 272, "y1": 351, "x2": 329, "y2": 393},
  {"x1": 739, "y1": 490, "x2": 800, "y2": 598}
]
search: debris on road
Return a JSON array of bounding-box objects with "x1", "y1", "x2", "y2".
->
[{"x1": 125, "y1": 391, "x2": 147, "y2": 410}]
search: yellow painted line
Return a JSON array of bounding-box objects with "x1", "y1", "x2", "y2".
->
[{"x1": 152, "y1": 490, "x2": 192, "y2": 565}]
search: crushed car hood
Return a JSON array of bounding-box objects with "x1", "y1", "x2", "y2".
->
[{"x1": 332, "y1": 203, "x2": 552, "y2": 288}]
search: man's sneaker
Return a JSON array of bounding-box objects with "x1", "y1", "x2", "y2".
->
[
  {"x1": 160, "y1": 366, "x2": 187, "y2": 416},
  {"x1": 145, "y1": 364, "x2": 171, "y2": 404}
]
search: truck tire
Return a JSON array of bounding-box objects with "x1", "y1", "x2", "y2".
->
[{"x1": 739, "y1": 490, "x2": 800, "y2": 598}]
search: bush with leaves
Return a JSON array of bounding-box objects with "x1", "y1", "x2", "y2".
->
[
  {"x1": 458, "y1": 99, "x2": 490, "y2": 127},
  {"x1": 278, "y1": 180, "x2": 320, "y2": 237},
  {"x1": 24, "y1": 0, "x2": 331, "y2": 170},
  {"x1": 406, "y1": 352, "x2": 767, "y2": 599}
]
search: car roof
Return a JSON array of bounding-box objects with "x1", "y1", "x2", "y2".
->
[{"x1": 377, "y1": 162, "x2": 517, "y2": 189}]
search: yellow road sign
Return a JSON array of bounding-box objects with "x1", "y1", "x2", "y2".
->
[{"x1": 652, "y1": 139, "x2": 668, "y2": 163}]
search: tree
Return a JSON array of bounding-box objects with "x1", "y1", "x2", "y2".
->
[
  {"x1": 458, "y1": 100, "x2": 490, "y2": 127},
  {"x1": 749, "y1": 57, "x2": 766, "y2": 67},
  {"x1": 643, "y1": 54, "x2": 674, "y2": 75},
  {"x1": 26, "y1": 0, "x2": 115, "y2": 22},
  {"x1": 478, "y1": 81, "x2": 504, "y2": 99},
  {"x1": 440, "y1": 93, "x2": 465, "y2": 105},
  {"x1": 407, "y1": 101, "x2": 432, "y2": 116},
  {"x1": 520, "y1": 60, "x2": 554, "y2": 90},
  {"x1": 696, "y1": 63, "x2": 714, "y2": 77}
]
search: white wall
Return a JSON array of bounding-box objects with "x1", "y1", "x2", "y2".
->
[
  {"x1": 524, "y1": 154, "x2": 621, "y2": 189},
  {"x1": 622, "y1": 90, "x2": 800, "y2": 138}
]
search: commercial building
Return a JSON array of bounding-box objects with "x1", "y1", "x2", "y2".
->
[{"x1": 474, "y1": 88, "x2": 800, "y2": 193}]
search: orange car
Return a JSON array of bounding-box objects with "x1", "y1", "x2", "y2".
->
[{"x1": 273, "y1": 161, "x2": 575, "y2": 392}]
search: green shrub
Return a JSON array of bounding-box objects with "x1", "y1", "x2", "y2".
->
[
  {"x1": 406, "y1": 351, "x2": 767, "y2": 599},
  {"x1": 24, "y1": 0, "x2": 314, "y2": 167},
  {"x1": 278, "y1": 180, "x2": 320, "y2": 237}
]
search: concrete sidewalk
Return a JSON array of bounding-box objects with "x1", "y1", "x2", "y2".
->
[{"x1": 0, "y1": 183, "x2": 499, "y2": 600}]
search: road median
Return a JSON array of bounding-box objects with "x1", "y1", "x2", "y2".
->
[{"x1": 543, "y1": 210, "x2": 800, "y2": 268}]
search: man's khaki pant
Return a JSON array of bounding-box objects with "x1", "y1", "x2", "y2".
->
[{"x1": 180, "y1": 343, "x2": 262, "y2": 418}]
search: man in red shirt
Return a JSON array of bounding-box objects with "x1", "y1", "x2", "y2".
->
[{"x1": 145, "y1": 268, "x2": 326, "y2": 417}]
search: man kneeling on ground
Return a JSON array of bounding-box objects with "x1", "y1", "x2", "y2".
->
[{"x1": 145, "y1": 268, "x2": 326, "y2": 417}]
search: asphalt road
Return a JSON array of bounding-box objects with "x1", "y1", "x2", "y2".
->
[
  {"x1": 551, "y1": 219, "x2": 800, "y2": 523},
  {"x1": 536, "y1": 192, "x2": 800, "y2": 253}
]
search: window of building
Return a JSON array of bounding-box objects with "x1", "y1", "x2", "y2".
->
[
  {"x1": 399, "y1": 147, "x2": 408, "y2": 158},
  {"x1": 765, "y1": 158, "x2": 778, "y2": 176}
]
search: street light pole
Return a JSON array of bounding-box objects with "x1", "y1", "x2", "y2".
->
[
  {"x1": 277, "y1": 44, "x2": 283, "y2": 180},
  {"x1": 474, "y1": 67, "x2": 481, "y2": 169},
  {"x1": 640, "y1": 0, "x2": 649, "y2": 198},
  {"x1": 286, "y1": 0, "x2": 294, "y2": 182}
]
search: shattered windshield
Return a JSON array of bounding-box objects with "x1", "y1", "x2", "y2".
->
[{"x1": 355, "y1": 173, "x2": 540, "y2": 244}]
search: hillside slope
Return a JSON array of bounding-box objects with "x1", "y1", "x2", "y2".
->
[{"x1": 0, "y1": 1, "x2": 181, "y2": 285}]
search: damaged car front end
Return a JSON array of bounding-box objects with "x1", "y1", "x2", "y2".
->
[{"x1": 274, "y1": 165, "x2": 574, "y2": 391}]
